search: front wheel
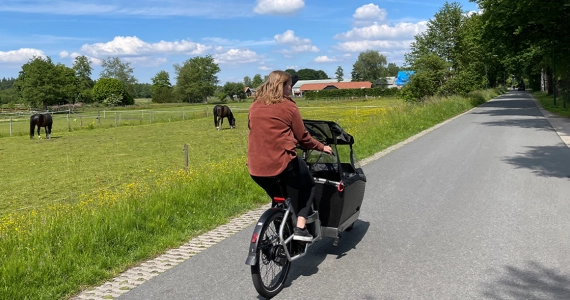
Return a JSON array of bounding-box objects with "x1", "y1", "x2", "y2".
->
[{"x1": 251, "y1": 211, "x2": 292, "y2": 298}]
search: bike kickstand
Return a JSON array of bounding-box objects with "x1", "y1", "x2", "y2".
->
[{"x1": 333, "y1": 234, "x2": 340, "y2": 246}]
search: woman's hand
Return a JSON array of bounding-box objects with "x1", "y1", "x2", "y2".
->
[{"x1": 323, "y1": 145, "x2": 333, "y2": 155}]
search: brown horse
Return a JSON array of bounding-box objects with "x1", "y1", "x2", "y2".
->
[
  {"x1": 213, "y1": 105, "x2": 236, "y2": 130},
  {"x1": 30, "y1": 113, "x2": 53, "y2": 139}
]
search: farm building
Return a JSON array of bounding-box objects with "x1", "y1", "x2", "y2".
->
[
  {"x1": 244, "y1": 87, "x2": 256, "y2": 97},
  {"x1": 375, "y1": 77, "x2": 398, "y2": 89},
  {"x1": 292, "y1": 79, "x2": 352, "y2": 97}
]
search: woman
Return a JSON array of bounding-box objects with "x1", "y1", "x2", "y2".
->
[{"x1": 247, "y1": 70, "x2": 333, "y2": 241}]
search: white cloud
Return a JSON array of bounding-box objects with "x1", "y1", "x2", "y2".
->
[
  {"x1": 335, "y1": 22, "x2": 428, "y2": 41},
  {"x1": 274, "y1": 30, "x2": 319, "y2": 55},
  {"x1": 214, "y1": 49, "x2": 261, "y2": 64},
  {"x1": 353, "y1": 3, "x2": 387, "y2": 26},
  {"x1": 286, "y1": 65, "x2": 298, "y2": 70},
  {"x1": 258, "y1": 65, "x2": 272, "y2": 71},
  {"x1": 79, "y1": 36, "x2": 211, "y2": 57},
  {"x1": 0, "y1": 48, "x2": 46, "y2": 63},
  {"x1": 314, "y1": 56, "x2": 338, "y2": 63},
  {"x1": 254, "y1": 0, "x2": 304, "y2": 15},
  {"x1": 274, "y1": 30, "x2": 312, "y2": 46},
  {"x1": 334, "y1": 40, "x2": 414, "y2": 53},
  {"x1": 465, "y1": 10, "x2": 482, "y2": 17}
]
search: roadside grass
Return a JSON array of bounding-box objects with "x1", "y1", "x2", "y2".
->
[
  {"x1": 0, "y1": 90, "x2": 500, "y2": 299},
  {"x1": 532, "y1": 91, "x2": 570, "y2": 118}
]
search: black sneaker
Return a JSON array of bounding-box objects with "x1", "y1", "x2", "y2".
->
[{"x1": 293, "y1": 227, "x2": 312, "y2": 242}]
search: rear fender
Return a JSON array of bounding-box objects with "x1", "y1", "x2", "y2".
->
[{"x1": 245, "y1": 208, "x2": 285, "y2": 266}]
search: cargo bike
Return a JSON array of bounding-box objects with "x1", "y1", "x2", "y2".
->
[{"x1": 245, "y1": 119, "x2": 367, "y2": 298}]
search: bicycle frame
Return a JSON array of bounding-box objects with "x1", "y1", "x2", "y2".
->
[{"x1": 277, "y1": 197, "x2": 322, "y2": 262}]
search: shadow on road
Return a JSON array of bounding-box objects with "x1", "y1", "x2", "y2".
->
[
  {"x1": 479, "y1": 118, "x2": 553, "y2": 131},
  {"x1": 284, "y1": 220, "x2": 370, "y2": 287},
  {"x1": 474, "y1": 99, "x2": 543, "y2": 117},
  {"x1": 482, "y1": 261, "x2": 570, "y2": 299},
  {"x1": 502, "y1": 145, "x2": 570, "y2": 179}
]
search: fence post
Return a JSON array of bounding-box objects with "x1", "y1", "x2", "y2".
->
[
  {"x1": 9, "y1": 117, "x2": 12, "y2": 136},
  {"x1": 67, "y1": 114, "x2": 70, "y2": 131},
  {"x1": 184, "y1": 144, "x2": 189, "y2": 171}
]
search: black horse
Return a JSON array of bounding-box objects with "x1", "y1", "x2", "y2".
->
[
  {"x1": 30, "y1": 113, "x2": 53, "y2": 139},
  {"x1": 213, "y1": 105, "x2": 236, "y2": 130}
]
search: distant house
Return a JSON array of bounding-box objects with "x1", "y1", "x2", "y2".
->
[
  {"x1": 292, "y1": 79, "x2": 353, "y2": 97},
  {"x1": 299, "y1": 81, "x2": 373, "y2": 94},
  {"x1": 244, "y1": 87, "x2": 256, "y2": 97},
  {"x1": 375, "y1": 77, "x2": 397, "y2": 89}
]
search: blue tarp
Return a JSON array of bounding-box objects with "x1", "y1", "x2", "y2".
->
[{"x1": 395, "y1": 71, "x2": 414, "y2": 86}]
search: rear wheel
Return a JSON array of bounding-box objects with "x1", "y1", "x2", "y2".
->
[{"x1": 251, "y1": 212, "x2": 292, "y2": 298}]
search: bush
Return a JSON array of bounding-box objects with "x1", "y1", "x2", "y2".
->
[
  {"x1": 151, "y1": 87, "x2": 174, "y2": 103},
  {"x1": 92, "y1": 78, "x2": 133, "y2": 106},
  {"x1": 303, "y1": 87, "x2": 399, "y2": 100}
]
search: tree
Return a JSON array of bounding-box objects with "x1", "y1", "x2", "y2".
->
[
  {"x1": 400, "y1": 53, "x2": 450, "y2": 101},
  {"x1": 151, "y1": 70, "x2": 173, "y2": 103},
  {"x1": 406, "y1": 2, "x2": 467, "y2": 72},
  {"x1": 15, "y1": 56, "x2": 78, "y2": 108},
  {"x1": 474, "y1": 0, "x2": 570, "y2": 95},
  {"x1": 132, "y1": 83, "x2": 152, "y2": 98},
  {"x1": 297, "y1": 68, "x2": 329, "y2": 80},
  {"x1": 73, "y1": 56, "x2": 94, "y2": 90},
  {"x1": 222, "y1": 82, "x2": 246, "y2": 101},
  {"x1": 72, "y1": 55, "x2": 94, "y2": 103},
  {"x1": 243, "y1": 76, "x2": 252, "y2": 87},
  {"x1": 174, "y1": 55, "x2": 220, "y2": 103},
  {"x1": 351, "y1": 50, "x2": 387, "y2": 82},
  {"x1": 335, "y1": 66, "x2": 344, "y2": 82},
  {"x1": 92, "y1": 78, "x2": 133, "y2": 106},
  {"x1": 402, "y1": 2, "x2": 487, "y2": 99},
  {"x1": 285, "y1": 69, "x2": 298, "y2": 78},
  {"x1": 100, "y1": 57, "x2": 138, "y2": 96},
  {"x1": 387, "y1": 63, "x2": 400, "y2": 77},
  {"x1": 252, "y1": 74, "x2": 263, "y2": 88},
  {"x1": 0, "y1": 78, "x2": 17, "y2": 104}
]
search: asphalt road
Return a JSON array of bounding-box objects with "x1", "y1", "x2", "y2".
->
[{"x1": 119, "y1": 91, "x2": 570, "y2": 300}]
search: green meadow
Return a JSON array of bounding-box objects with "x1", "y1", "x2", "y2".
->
[{"x1": 0, "y1": 91, "x2": 501, "y2": 299}]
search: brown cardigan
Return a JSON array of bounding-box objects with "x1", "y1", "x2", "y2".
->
[{"x1": 247, "y1": 97, "x2": 325, "y2": 177}]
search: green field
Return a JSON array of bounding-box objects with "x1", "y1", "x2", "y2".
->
[{"x1": 0, "y1": 97, "x2": 403, "y2": 216}]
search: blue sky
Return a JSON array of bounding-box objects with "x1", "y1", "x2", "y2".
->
[{"x1": 0, "y1": 0, "x2": 480, "y2": 85}]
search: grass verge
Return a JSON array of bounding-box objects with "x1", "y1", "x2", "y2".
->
[{"x1": 532, "y1": 91, "x2": 570, "y2": 118}]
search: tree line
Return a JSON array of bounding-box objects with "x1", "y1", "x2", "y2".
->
[{"x1": 0, "y1": 50, "x2": 403, "y2": 108}]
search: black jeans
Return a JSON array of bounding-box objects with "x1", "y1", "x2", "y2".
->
[{"x1": 250, "y1": 156, "x2": 315, "y2": 219}]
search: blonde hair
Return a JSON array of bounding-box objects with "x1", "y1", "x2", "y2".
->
[{"x1": 254, "y1": 70, "x2": 292, "y2": 105}]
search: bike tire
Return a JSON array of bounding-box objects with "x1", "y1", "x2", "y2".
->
[{"x1": 251, "y1": 211, "x2": 292, "y2": 298}]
